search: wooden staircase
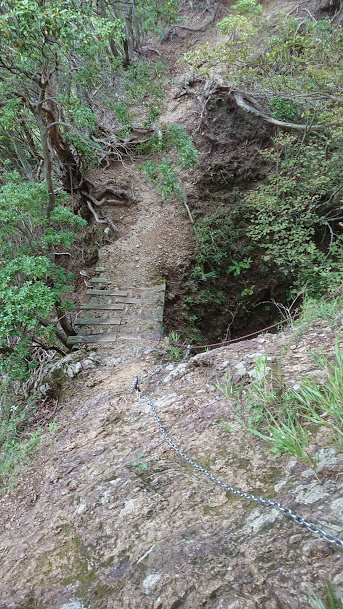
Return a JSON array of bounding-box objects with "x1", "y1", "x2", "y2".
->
[{"x1": 67, "y1": 267, "x2": 165, "y2": 346}]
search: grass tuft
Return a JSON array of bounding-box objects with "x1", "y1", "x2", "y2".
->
[{"x1": 217, "y1": 339, "x2": 343, "y2": 467}]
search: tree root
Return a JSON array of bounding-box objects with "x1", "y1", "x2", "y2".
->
[
  {"x1": 179, "y1": 80, "x2": 336, "y2": 134},
  {"x1": 207, "y1": 86, "x2": 333, "y2": 132},
  {"x1": 86, "y1": 199, "x2": 119, "y2": 235},
  {"x1": 82, "y1": 178, "x2": 137, "y2": 207},
  {"x1": 162, "y1": 7, "x2": 218, "y2": 41},
  {"x1": 232, "y1": 91, "x2": 326, "y2": 131}
]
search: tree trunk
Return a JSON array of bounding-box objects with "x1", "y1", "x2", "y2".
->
[
  {"x1": 37, "y1": 115, "x2": 56, "y2": 219},
  {"x1": 56, "y1": 304, "x2": 77, "y2": 337},
  {"x1": 36, "y1": 315, "x2": 71, "y2": 349},
  {"x1": 131, "y1": 0, "x2": 141, "y2": 51},
  {"x1": 124, "y1": 2, "x2": 134, "y2": 63},
  {"x1": 109, "y1": 38, "x2": 120, "y2": 58},
  {"x1": 43, "y1": 77, "x2": 82, "y2": 191},
  {"x1": 122, "y1": 39, "x2": 131, "y2": 68}
]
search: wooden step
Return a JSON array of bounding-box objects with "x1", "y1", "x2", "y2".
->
[
  {"x1": 75, "y1": 317, "x2": 121, "y2": 326},
  {"x1": 89, "y1": 277, "x2": 110, "y2": 283},
  {"x1": 67, "y1": 331, "x2": 161, "y2": 345},
  {"x1": 117, "y1": 333, "x2": 161, "y2": 341},
  {"x1": 78, "y1": 312, "x2": 161, "y2": 322},
  {"x1": 80, "y1": 303, "x2": 125, "y2": 311},
  {"x1": 86, "y1": 289, "x2": 129, "y2": 296},
  {"x1": 114, "y1": 297, "x2": 162, "y2": 305},
  {"x1": 126, "y1": 284, "x2": 166, "y2": 293},
  {"x1": 119, "y1": 314, "x2": 162, "y2": 322}
]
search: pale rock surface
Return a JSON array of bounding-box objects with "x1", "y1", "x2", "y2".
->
[{"x1": 0, "y1": 319, "x2": 342, "y2": 609}]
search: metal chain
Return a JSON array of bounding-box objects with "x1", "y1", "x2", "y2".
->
[{"x1": 134, "y1": 386, "x2": 343, "y2": 551}]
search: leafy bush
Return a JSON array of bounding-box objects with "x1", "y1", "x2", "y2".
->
[
  {"x1": 185, "y1": 201, "x2": 252, "y2": 313},
  {"x1": 231, "y1": 0, "x2": 262, "y2": 16},
  {"x1": 245, "y1": 133, "x2": 343, "y2": 292},
  {"x1": 0, "y1": 174, "x2": 86, "y2": 378},
  {"x1": 142, "y1": 158, "x2": 184, "y2": 201},
  {"x1": 0, "y1": 379, "x2": 42, "y2": 489},
  {"x1": 141, "y1": 125, "x2": 198, "y2": 200},
  {"x1": 165, "y1": 124, "x2": 199, "y2": 169},
  {"x1": 269, "y1": 97, "x2": 303, "y2": 122},
  {"x1": 125, "y1": 60, "x2": 167, "y2": 126},
  {"x1": 137, "y1": 0, "x2": 180, "y2": 35}
]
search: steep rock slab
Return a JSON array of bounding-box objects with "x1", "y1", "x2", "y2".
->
[{"x1": 0, "y1": 324, "x2": 342, "y2": 609}]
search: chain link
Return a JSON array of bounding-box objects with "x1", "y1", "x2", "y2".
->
[{"x1": 135, "y1": 387, "x2": 343, "y2": 551}]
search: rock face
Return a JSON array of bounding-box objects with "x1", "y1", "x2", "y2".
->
[
  {"x1": 38, "y1": 351, "x2": 100, "y2": 398},
  {"x1": 0, "y1": 319, "x2": 342, "y2": 609}
]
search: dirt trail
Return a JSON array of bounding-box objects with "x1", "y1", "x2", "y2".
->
[{"x1": 88, "y1": 162, "x2": 193, "y2": 290}]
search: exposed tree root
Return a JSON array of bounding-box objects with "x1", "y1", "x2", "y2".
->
[
  {"x1": 231, "y1": 91, "x2": 325, "y2": 131},
  {"x1": 82, "y1": 179, "x2": 137, "y2": 207},
  {"x1": 163, "y1": 6, "x2": 218, "y2": 41},
  {"x1": 86, "y1": 199, "x2": 120, "y2": 235},
  {"x1": 193, "y1": 83, "x2": 334, "y2": 133}
]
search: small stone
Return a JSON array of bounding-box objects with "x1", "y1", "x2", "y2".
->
[
  {"x1": 302, "y1": 539, "x2": 328, "y2": 558},
  {"x1": 234, "y1": 361, "x2": 247, "y2": 376},
  {"x1": 333, "y1": 572, "x2": 343, "y2": 585},
  {"x1": 66, "y1": 362, "x2": 82, "y2": 377},
  {"x1": 289, "y1": 534, "x2": 302, "y2": 545},
  {"x1": 82, "y1": 359, "x2": 96, "y2": 370},
  {"x1": 315, "y1": 447, "x2": 338, "y2": 472},
  {"x1": 142, "y1": 572, "x2": 161, "y2": 595}
]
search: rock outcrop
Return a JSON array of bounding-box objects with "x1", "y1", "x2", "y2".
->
[{"x1": 0, "y1": 317, "x2": 342, "y2": 609}]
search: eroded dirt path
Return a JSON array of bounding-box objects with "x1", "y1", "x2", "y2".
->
[{"x1": 89, "y1": 161, "x2": 193, "y2": 290}]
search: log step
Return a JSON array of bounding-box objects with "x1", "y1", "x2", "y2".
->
[
  {"x1": 89, "y1": 277, "x2": 110, "y2": 283},
  {"x1": 80, "y1": 303, "x2": 125, "y2": 311},
  {"x1": 95, "y1": 266, "x2": 105, "y2": 272},
  {"x1": 118, "y1": 314, "x2": 162, "y2": 322},
  {"x1": 86, "y1": 289, "x2": 129, "y2": 296},
  {"x1": 67, "y1": 332, "x2": 161, "y2": 345},
  {"x1": 75, "y1": 317, "x2": 121, "y2": 326},
  {"x1": 77, "y1": 313, "x2": 161, "y2": 322},
  {"x1": 114, "y1": 297, "x2": 162, "y2": 305},
  {"x1": 122, "y1": 284, "x2": 166, "y2": 292}
]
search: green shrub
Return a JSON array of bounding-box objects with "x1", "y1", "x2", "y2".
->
[
  {"x1": 231, "y1": 0, "x2": 262, "y2": 16},
  {"x1": 141, "y1": 125, "x2": 198, "y2": 200}
]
